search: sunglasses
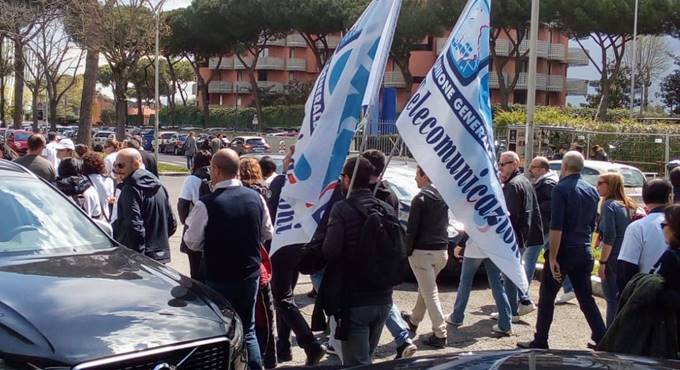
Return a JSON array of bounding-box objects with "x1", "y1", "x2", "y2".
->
[
  {"x1": 114, "y1": 163, "x2": 126, "y2": 169},
  {"x1": 498, "y1": 161, "x2": 514, "y2": 167}
]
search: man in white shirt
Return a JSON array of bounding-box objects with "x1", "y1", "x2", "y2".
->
[
  {"x1": 184, "y1": 148, "x2": 273, "y2": 370},
  {"x1": 617, "y1": 179, "x2": 672, "y2": 293},
  {"x1": 43, "y1": 132, "x2": 60, "y2": 170}
]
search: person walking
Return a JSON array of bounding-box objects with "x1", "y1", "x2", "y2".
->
[
  {"x1": 497, "y1": 151, "x2": 542, "y2": 318},
  {"x1": 177, "y1": 150, "x2": 212, "y2": 279},
  {"x1": 316, "y1": 157, "x2": 400, "y2": 366},
  {"x1": 55, "y1": 158, "x2": 102, "y2": 219},
  {"x1": 446, "y1": 233, "x2": 514, "y2": 335},
  {"x1": 362, "y1": 150, "x2": 417, "y2": 359},
  {"x1": 184, "y1": 131, "x2": 198, "y2": 170},
  {"x1": 239, "y1": 156, "x2": 277, "y2": 369},
  {"x1": 81, "y1": 152, "x2": 115, "y2": 222},
  {"x1": 595, "y1": 173, "x2": 637, "y2": 326},
  {"x1": 112, "y1": 148, "x2": 176, "y2": 263},
  {"x1": 14, "y1": 134, "x2": 55, "y2": 182},
  {"x1": 210, "y1": 134, "x2": 223, "y2": 155},
  {"x1": 591, "y1": 145, "x2": 609, "y2": 162},
  {"x1": 43, "y1": 131, "x2": 59, "y2": 170},
  {"x1": 518, "y1": 151, "x2": 606, "y2": 350},
  {"x1": 183, "y1": 149, "x2": 273, "y2": 370},
  {"x1": 670, "y1": 167, "x2": 680, "y2": 204},
  {"x1": 617, "y1": 179, "x2": 672, "y2": 291},
  {"x1": 401, "y1": 166, "x2": 450, "y2": 347}
]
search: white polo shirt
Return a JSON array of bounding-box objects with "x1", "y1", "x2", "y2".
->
[{"x1": 618, "y1": 209, "x2": 668, "y2": 273}]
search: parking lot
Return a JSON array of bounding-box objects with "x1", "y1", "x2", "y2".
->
[{"x1": 161, "y1": 175, "x2": 607, "y2": 367}]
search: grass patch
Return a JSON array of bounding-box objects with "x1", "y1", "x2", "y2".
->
[{"x1": 159, "y1": 162, "x2": 189, "y2": 173}]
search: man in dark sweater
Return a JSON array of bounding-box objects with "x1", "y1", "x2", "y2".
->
[
  {"x1": 318, "y1": 157, "x2": 395, "y2": 366},
  {"x1": 183, "y1": 149, "x2": 273, "y2": 370},
  {"x1": 14, "y1": 134, "x2": 55, "y2": 182}
]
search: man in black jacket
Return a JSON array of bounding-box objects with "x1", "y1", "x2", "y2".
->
[
  {"x1": 126, "y1": 138, "x2": 158, "y2": 177},
  {"x1": 112, "y1": 148, "x2": 176, "y2": 263},
  {"x1": 318, "y1": 157, "x2": 395, "y2": 366},
  {"x1": 497, "y1": 151, "x2": 543, "y2": 322}
]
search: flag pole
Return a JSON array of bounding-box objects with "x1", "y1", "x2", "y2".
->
[
  {"x1": 347, "y1": 106, "x2": 372, "y2": 197},
  {"x1": 373, "y1": 134, "x2": 402, "y2": 195}
]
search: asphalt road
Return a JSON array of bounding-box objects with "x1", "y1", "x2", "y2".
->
[
  {"x1": 160, "y1": 175, "x2": 606, "y2": 367},
  {"x1": 158, "y1": 153, "x2": 188, "y2": 168}
]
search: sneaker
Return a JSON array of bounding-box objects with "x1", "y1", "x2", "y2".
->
[
  {"x1": 401, "y1": 311, "x2": 418, "y2": 332},
  {"x1": 556, "y1": 291, "x2": 576, "y2": 304},
  {"x1": 518, "y1": 302, "x2": 537, "y2": 316},
  {"x1": 517, "y1": 340, "x2": 549, "y2": 349},
  {"x1": 395, "y1": 342, "x2": 417, "y2": 360},
  {"x1": 423, "y1": 334, "x2": 446, "y2": 348},
  {"x1": 304, "y1": 342, "x2": 326, "y2": 366},
  {"x1": 490, "y1": 312, "x2": 520, "y2": 323},
  {"x1": 445, "y1": 314, "x2": 463, "y2": 327},
  {"x1": 491, "y1": 324, "x2": 513, "y2": 335}
]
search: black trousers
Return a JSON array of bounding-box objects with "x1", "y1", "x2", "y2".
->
[
  {"x1": 256, "y1": 283, "x2": 277, "y2": 367},
  {"x1": 270, "y1": 245, "x2": 315, "y2": 351},
  {"x1": 534, "y1": 246, "x2": 607, "y2": 346},
  {"x1": 185, "y1": 249, "x2": 203, "y2": 281}
]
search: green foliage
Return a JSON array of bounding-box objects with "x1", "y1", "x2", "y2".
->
[
  {"x1": 586, "y1": 63, "x2": 633, "y2": 110},
  {"x1": 158, "y1": 104, "x2": 305, "y2": 129},
  {"x1": 101, "y1": 108, "x2": 116, "y2": 125},
  {"x1": 660, "y1": 61, "x2": 680, "y2": 114}
]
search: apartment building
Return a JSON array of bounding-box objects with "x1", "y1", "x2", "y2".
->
[{"x1": 197, "y1": 25, "x2": 589, "y2": 111}]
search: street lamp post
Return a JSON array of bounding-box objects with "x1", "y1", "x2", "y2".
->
[
  {"x1": 524, "y1": 0, "x2": 540, "y2": 170},
  {"x1": 629, "y1": 0, "x2": 639, "y2": 119},
  {"x1": 145, "y1": 0, "x2": 167, "y2": 163}
]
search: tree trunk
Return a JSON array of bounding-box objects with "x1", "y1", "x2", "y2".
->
[
  {"x1": 48, "y1": 99, "x2": 58, "y2": 130},
  {"x1": 113, "y1": 78, "x2": 128, "y2": 141},
  {"x1": 247, "y1": 67, "x2": 264, "y2": 131},
  {"x1": 0, "y1": 73, "x2": 5, "y2": 128},
  {"x1": 13, "y1": 37, "x2": 24, "y2": 129},
  {"x1": 31, "y1": 89, "x2": 38, "y2": 132},
  {"x1": 596, "y1": 78, "x2": 611, "y2": 121},
  {"x1": 394, "y1": 56, "x2": 413, "y2": 93},
  {"x1": 166, "y1": 59, "x2": 178, "y2": 126},
  {"x1": 199, "y1": 78, "x2": 210, "y2": 128},
  {"x1": 135, "y1": 86, "x2": 144, "y2": 126},
  {"x1": 77, "y1": 49, "x2": 98, "y2": 145}
]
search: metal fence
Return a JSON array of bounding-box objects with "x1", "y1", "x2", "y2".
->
[{"x1": 351, "y1": 125, "x2": 680, "y2": 177}]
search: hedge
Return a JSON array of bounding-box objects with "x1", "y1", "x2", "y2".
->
[{"x1": 158, "y1": 105, "x2": 305, "y2": 129}]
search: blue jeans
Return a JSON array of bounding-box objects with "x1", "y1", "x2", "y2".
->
[
  {"x1": 601, "y1": 261, "x2": 619, "y2": 327},
  {"x1": 341, "y1": 304, "x2": 391, "y2": 367},
  {"x1": 208, "y1": 276, "x2": 262, "y2": 370},
  {"x1": 385, "y1": 303, "x2": 410, "y2": 347},
  {"x1": 311, "y1": 270, "x2": 324, "y2": 291},
  {"x1": 452, "y1": 257, "x2": 512, "y2": 331}
]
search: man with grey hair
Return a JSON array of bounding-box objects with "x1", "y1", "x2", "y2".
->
[
  {"x1": 112, "y1": 148, "x2": 176, "y2": 263},
  {"x1": 518, "y1": 151, "x2": 606, "y2": 349},
  {"x1": 493, "y1": 151, "x2": 543, "y2": 333}
]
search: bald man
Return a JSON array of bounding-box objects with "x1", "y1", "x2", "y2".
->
[
  {"x1": 184, "y1": 148, "x2": 273, "y2": 370},
  {"x1": 112, "y1": 148, "x2": 177, "y2": 263}
]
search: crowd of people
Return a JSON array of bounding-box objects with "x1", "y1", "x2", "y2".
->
[{"x1": 3, "y1": 132, "x2": 680, "y2": 368}]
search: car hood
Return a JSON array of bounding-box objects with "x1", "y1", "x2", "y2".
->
[{"x1": 0, "y1": 247, "x2": 231, "y2": 366}]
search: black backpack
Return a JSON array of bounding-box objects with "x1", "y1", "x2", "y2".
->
[{"x1": 347, "y1": 198, "x2": 407, "y2": 290}]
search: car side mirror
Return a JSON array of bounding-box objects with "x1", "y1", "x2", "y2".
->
[{"x1": 93, "y1": 219, "x2": 113, "y2": 237}]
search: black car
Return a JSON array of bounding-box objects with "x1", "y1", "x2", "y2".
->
[
  {"x1": 286, "y1": 349, "x2": 680, "y2": 369},
  {"x1": 164, "y1": 134, "x2": 189, "y2": 155},
  {"x1": 0, "y1": 160, "x2": 246, "y2": 369}
]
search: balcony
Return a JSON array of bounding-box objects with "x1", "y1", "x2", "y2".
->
[
  {"x1": 568, "y1": 47, "x2": 589, "y2": 66},
  {"x1": 208, "y1": 81, "x2": 233, "y2": 94},
  {"x1": 263, "y1": 37, "x2": 286, "y2": 47},
  {"x1": 548, "y1": 44, "x2": 566, "y2": 61},
  {"x1": 255, "y1": 56, "x2": 285, "y2": 70},
  {"x1": 286, "y1": 33, "x2": 307, "y2": 48},
  {"x1": 257, "y1": 81, "x2": 284, "y2": 93},
  {"x1": 316, "y1": 35, "x2": 341, "y2": 49},
  {"x1": 513, "y1": 72, "x2": 547, "y2": 90},
  {"x1": 518, "y1": 40, "x2": 549, "y2": 58},
  {"x1": 286, "y1": 58, "x2": 307, "y2": 71},
  {"x1": 567, "y1": 78, "x2": 589, "y2": 96},
  {"x1": 547, "y1": 75, "x2": 565, "y2": 92},
  {"x1": 234, "y1": 81, "x2": 252, "y2": 93},
  {"x1": 489, "y1": 73, "x2": 502, "y2": 89},
  {"x1": 493, "y1": 39, "x2": 510, "y2": 56},
  {"x1": 383, "y1": 70, "x2": 406, "y2": 88},
  {"x1": 208, "y1": 57, "x2": 234, "y2": 70}
]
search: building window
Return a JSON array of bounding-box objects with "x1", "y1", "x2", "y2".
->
[
  {"x1": 289, "y1": 48, "x2": 296, "y2": 58},
  {"x1": 519, "y1": 60, "x2": 529, "y2": 73},
  {"x1": 259, "y1": 48, "x2": 270, "y2": 58},
  {"x1": 514, "y1": 91, "x2": 527, "y2": 105},
  {"x1": 258, "y1": 70, "x2": 268, "y2": 81},
  {"x1": 288, "y1": 72, "x2": 295, "y2": 81},
  {"x1": 237, "y1": 71, "x2": 244, "y2": 81}
]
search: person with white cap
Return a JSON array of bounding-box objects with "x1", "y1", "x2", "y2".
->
[{"x1": 54, "y1": 138, "x2": 76, "y2": 177}]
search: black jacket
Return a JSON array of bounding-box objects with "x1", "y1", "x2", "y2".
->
[
  {"x1": 373, "y1": 180, "x2": 399, "y2": 214},
  {"x1": 533, "y1": 171, "x2": 559, "y2": 233},
  {"x1": 405, "y1": 184, "x2": 449, "y2": 254},
  {"x1": 113, "y1": 169, "x2": 176, "y2": 263},
  {"x1": 504, "y1": 171, "x2": 544, "y2": 248},
  {"x1": 140, "y1": 150, "x2": 158, "y2": 177}
]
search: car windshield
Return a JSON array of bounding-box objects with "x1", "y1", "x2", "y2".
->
[
  {"x1": 14, "y1": 132, "x2": 30, "y2": 141},
  {"x1": 615, "y1": 168, "x2": 646, "y2": 188},
  {"x1": 247, "y1": 138, "x2": 265, "y2": 145},
  {"x1": 0, "y1": 177, "x2": 114, "y2": 256}
]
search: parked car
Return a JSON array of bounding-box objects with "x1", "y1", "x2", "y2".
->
[
  {"x1": 154, "y1": 131, "x2": 179, "y2": 153},
  {"x1": 242, "y1": 154, "x2": 285, "y2": 173},
  {"x1": 140, "y1": 129, "x2": 155, "y2": 151},
  {"x1": 7, "y1": 130, "x2": 32, "y2": 155},
  {"x1": 549, "y1": 159, "x2": 646, "y2": 204},
  {"x1": 298, "y1": 349, "x2": 680, "y2": 370},
  {"x1": 164, "y1": 133, "x2": 189, "y2": 155},
  {"x1": 92, "y1": 130, "x2": 115, "y2": 146},
  {"x1": 230, "y1": 136, "x2": 270, "y2": 155},
  {"x1": 0, "y1": 159, "x2": 246, "y2": 369}
]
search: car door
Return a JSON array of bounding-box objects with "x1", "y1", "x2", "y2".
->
[{"x1": 231, "y1": 137, "x2": 244, "y2": 153}]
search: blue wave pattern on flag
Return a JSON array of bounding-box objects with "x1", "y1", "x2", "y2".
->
[
  {"x1": 271, "y1": 0, "x2": 401, "y2": 254},
  {"x1": 395, "y1": 0, "x2": 528, "y2": 292}
]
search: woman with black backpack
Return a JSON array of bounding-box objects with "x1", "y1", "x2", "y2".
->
[{"x1": 54, "y1": 158, "x2": 102, "y2": 219}]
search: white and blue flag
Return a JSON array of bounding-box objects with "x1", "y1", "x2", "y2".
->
[
  {"x1": 271, "y1": 0, "x2": 402, "y2": 255},
  {"x1": 395, "y1": 0, "x2": 528, "y2": 291}
]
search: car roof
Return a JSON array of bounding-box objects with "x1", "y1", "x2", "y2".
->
[
  {"x1": 236, "y1": 136, "x2": 264, "y2": 140},
  {"x1": 0, "y1": 159, "x2": 38, "y2": 179},
  {"x1": 549, "y1": 159, "x2": 642, "y2": 172}
]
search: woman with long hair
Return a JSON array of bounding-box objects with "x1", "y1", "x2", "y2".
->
[
  {"x1": 596, "y1": 172, "x2": 637, "y2": 326},
  {"x1": 55, "y1": 158, "x2": 102, "y2": 219},
  {"x1": 81, "y1": 152, "x2": 115, "y2": 222},
  {"x1": 239, "y1": 157, "x2": 270, "y2": 199}
]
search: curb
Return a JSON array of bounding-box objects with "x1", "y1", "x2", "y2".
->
[
  {"x1": 534, "y1": 263, "x2": 604, "y2": 298},
  {"x1": 159, "y1": 172, "x2": 188, "y2": 176}
]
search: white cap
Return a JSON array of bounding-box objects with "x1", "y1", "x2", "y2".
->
[{"x1": 55, "y1": 138, "x2": 75, "y2": 151}]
